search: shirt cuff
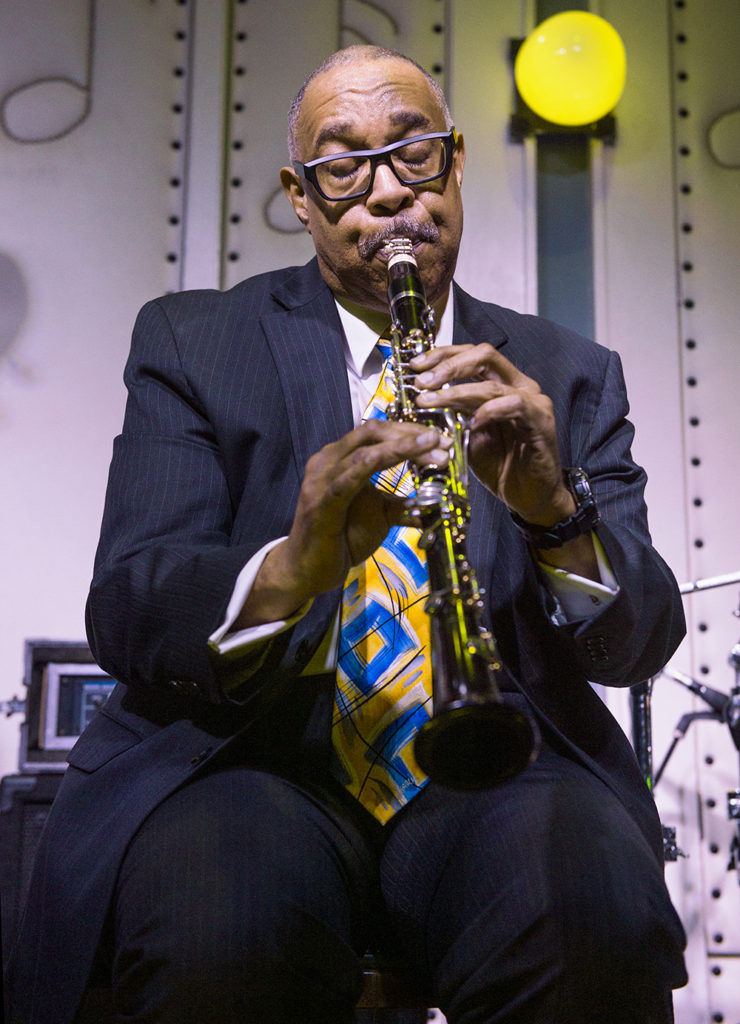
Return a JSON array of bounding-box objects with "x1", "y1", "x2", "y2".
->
[
  {"x1": 537, "y1": 533, "x2": 618, "y2": 623},
  {"x1": 208, "y1": 537, "x2": 312, "y2": 656}
]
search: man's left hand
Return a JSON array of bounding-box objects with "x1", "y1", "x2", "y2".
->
[{"x1": 411, "y1": 343, "x2": 575, "y2": 527}]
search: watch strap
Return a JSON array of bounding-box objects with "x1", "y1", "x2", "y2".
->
[{"x1": 510, "y1": 467, "x2": 600, "y2": 550}]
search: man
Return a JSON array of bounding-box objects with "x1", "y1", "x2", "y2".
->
[{"x1": 7, "y1": 45, "x2": 687, "y2": 1024}]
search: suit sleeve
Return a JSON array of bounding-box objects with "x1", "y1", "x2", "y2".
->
[
  {"x1": 85, "y1": 298, "x2": 296, "y2": 704},
  {"x1": 555, "y1": 346, "x2": 685, "y2": 686}
]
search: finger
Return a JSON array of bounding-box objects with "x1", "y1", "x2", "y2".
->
[
  {"x1": 469, "y1": 391, "x2": 552, "y2": 432},
  {"x1": 348, "y1": 419, "x2": 452, "y2": 465},
  {"x1": 316, "y1": 419, "x2": 438, "y2": 468},
  {"x1": 411, "y1": 343, "x2": 534, "y2": 391},
  {"x1": 318, "y1": 421, "x2": 450, "y2": 502},
  {"x1": 414, "y1": 379, "x2": 510, "y2": 413},
  {"x1": 408, "y1": 343, "x2": 474, "y2": 371}
]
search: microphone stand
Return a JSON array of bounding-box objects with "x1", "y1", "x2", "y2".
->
[
  {"x1": 653, "y1": 667, "x2": 740, "y2": 784},
  {"x1": 644, "y1": 573, "x2": 740, "y2": 878}
]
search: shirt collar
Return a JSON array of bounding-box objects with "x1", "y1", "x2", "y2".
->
[{"x1": 334, "y1": 288, "x2": 454, "y2": 380}]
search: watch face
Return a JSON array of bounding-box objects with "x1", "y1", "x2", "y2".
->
[
  {"x1": 568, "y1": 468, "x2": 592, "y2": 504},
  {"x1": 563, "y1": 468, "x2": 600, "y2": 538}
]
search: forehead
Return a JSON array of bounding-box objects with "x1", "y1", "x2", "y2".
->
[{"x1": 298, "y1": 57, "x2": 446, "y2": 154}]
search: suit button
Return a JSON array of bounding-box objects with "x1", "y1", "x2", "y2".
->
[
  {"x1": 586, "y1": 636, "x2": 609, "y2": 662},
  {"x1": 190, "y1": 747, "x2": 213, "y2": 767},
  {"x1": 170, "y1": 678, "x2": 199, "y2": 696}
]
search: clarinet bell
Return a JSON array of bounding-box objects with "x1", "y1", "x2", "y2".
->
[{"x1": 414, "y1": 701, "x2": 540, "y2": 789}]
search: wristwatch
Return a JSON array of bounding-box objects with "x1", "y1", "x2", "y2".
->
[{"x1": 510, "y1": 467, "x2": 600, "y2": 549}]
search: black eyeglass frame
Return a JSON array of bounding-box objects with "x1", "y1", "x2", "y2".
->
[{"x1": 292, "y1": 128, "x2": 459, "y2": 202}]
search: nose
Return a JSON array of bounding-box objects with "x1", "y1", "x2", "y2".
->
[{"x1": 365, "y1": 157, "x2": 415, "y2": 214}]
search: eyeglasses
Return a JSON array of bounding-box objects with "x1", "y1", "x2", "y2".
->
[{"x1": 292, "y1": 128, "x2": 458, "y2": 202}]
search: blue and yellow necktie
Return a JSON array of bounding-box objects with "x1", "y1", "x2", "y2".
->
[{"x1": 331, "y1": 338, "x2": 433, "y2": 824}]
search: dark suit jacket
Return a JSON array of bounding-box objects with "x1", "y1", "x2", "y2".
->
[{"x1": 6, "y1": 258, "x2": 685, "y2": 1024}]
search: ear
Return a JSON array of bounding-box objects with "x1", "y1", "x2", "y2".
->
[
  {"x1": 280, "y1": 166, "x2": 311, "y2": 233},
  {"x1": 452, "y1": 132, "x2": 466, "y2": 187}
]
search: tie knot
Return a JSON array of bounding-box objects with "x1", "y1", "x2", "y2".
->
[{"x1": 376, "y1": 335, "x2": 393, "y2": 362}]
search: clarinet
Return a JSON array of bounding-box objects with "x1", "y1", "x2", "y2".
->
[{"x1": 383, "y1": 238, "x2": 538, "y2": 789}]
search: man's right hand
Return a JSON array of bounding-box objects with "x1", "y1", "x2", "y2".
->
[{"x1": 234, "y1": 419, "x2": 451, "y2": 627}]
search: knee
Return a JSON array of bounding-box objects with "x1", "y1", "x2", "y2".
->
[
  {"x1": 110, "y1": 770, "x2": 374, "y2": 1019},
  {"x1": 553, "y1": 861, "x2": 687, "y2": 1020},
  {"x1": 119, "y1": 877, "x2": 348, "y2": 976},
  {"x1": 113, "y1": 890, "x2": 363, "y2": 1024}
]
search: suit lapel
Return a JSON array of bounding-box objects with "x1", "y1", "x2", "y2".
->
[
  {"x1": 452, "y1": 281, "x2": 509, "y2": 351},
  {"x1": 260, "y1": 260, "x2": 354, "y2": 477}
]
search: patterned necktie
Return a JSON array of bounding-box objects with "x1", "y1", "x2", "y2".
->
[{"x1": 331, "y1": 337, "x2": 433, "y2": 824}]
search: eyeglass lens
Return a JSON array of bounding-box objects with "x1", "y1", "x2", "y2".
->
[{"x1": 315, "y1": 136, "x2": 449, "y2": 199}]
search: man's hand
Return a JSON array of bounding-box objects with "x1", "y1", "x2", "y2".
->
[
  {"x1": 411, "y1": 343, "x2": 599, "y2": 579},
  {"x1": 235, "y1": 419, "x2": 452, "y2": 627},
  {"x1": 411, "y1": 343, "x2": 574, "y2": 522}
]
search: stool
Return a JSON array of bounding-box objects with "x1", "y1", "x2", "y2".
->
[
  {"x1": 75, "y1": 953, "x2": 431, "y2": 1023},
  {"x1": 356, "y1": 952, "x2": 430, "y2": 1022}
]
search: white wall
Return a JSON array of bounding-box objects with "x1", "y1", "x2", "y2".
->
[
  {"x1": 593, "y1": 2, "x2": 740, "y2": 1018},
  {"x1": 1, "y1": 1, "x2": 738, "y2": 1018},
  {"x1": 0, "y1": 0, "x2": 193, "y2": 771}
]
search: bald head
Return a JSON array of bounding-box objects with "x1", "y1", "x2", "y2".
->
[{"x1": 287, "y1": 45, "x2": 452, "y2": 161}]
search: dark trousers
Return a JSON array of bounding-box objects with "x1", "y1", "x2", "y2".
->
[{"x1": 99, "y1": 741, "x2": 687, "y2": 1024}]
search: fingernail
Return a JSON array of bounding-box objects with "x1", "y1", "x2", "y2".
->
[
  {"x1": 416, "y1": 371, "x2": 434, "y2": 386},
  {"x1": 429, "y1": 448, "x2": 449, "y2": 464}
]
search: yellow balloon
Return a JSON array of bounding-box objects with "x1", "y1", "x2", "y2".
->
[{"x1": 515, "y1": 11, "x2": 626, "y2": 127}]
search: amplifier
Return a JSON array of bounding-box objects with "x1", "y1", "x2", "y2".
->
[{"x1": 0, "y1": 772, "x2": 62, "y2": 968}]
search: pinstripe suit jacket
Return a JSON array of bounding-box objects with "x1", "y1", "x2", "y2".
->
[{"x1": 6, "y1": 257, "x2": 685, "y2": 1024}]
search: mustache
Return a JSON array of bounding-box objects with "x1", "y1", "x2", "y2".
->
[{"x1": 358, "y1": 217, "x2": 440, "y2": 260}]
